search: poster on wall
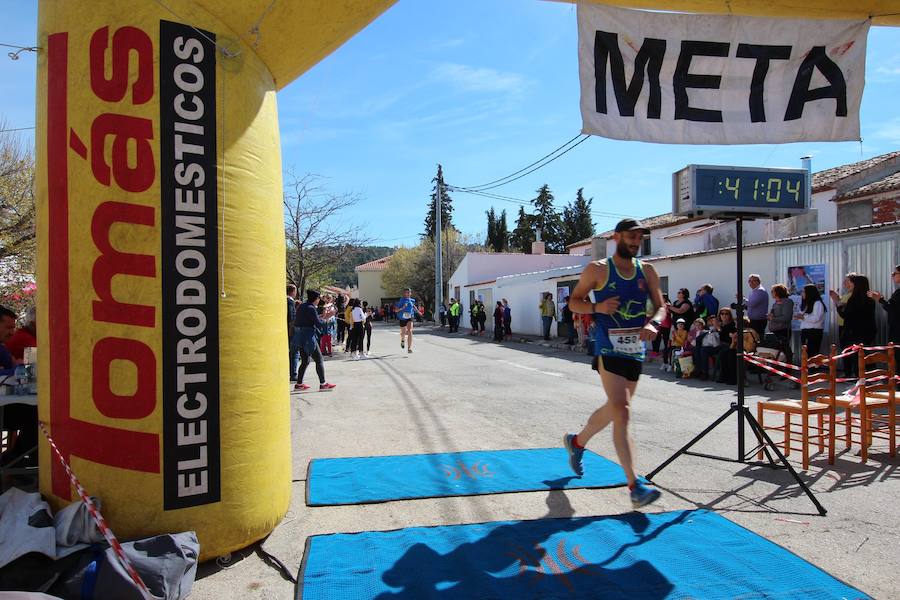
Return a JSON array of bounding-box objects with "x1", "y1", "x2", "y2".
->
[
  {"x1": 787, "y1": 264, "x2": 827, "y2": 330},
  {"x1": 557, "y1": 286, "x2": 571, "y2": 319}
]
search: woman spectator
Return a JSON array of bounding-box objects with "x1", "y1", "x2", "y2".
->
[
  {"x1": 868, "y1": 264, "x2": 900, "y2": 363},
  {"x1": 363, "y1": 304, "x2": 374, "y2": 356},
  {"x1": 686, "y1": 318, "x2": 705, "y2": 354},
  {"x1": 767, "y1": 284, "x2": 794, "y2": 344},
  {"x1": 350, "y1": 299, "x2": 366, "y2": 359},
  {"x1": 694, "y1": 316, "x2": 721, "y2": 380},
  {"x1": 714, "y1": 309, "x2": 737, "y2": 382},
  {"x1": 493, "y1": 301, "x2": 505, "y2": 342},
  {"x1": 502, "y1": 299, "x2": 512, "y2": 340},
  {"x1": 667, "y1": 288, "x2": 694, "y2": 328},
  {"x1": 795, "y1": 284, "x2": 827, "y2": 357},
  {"x1": 652, "y1": 293, "x2": 672, "y2": 363},
  {"x1": 831, "y1": 274, "x2": 876, "y2": 377}
]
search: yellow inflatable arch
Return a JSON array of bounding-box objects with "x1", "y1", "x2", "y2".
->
[{"x1": 34, "y1": 0, "x2": 899, "y2": 559}]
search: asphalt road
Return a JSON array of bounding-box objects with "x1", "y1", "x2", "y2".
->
[{"x1": 190, "y1": 323, "x2": 899, "y2": 599}]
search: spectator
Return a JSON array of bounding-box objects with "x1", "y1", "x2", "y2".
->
[
  {"x1": 350, "y1": 299, "x2": 366, "y2": 359},
  {"x1": 493, "y1": 301, "x2": 505, "y2": 342},
  {"x1": 694, "y1": 316, "x2": 721, "y2": 380},
  {"x1": 469, "y1": 301, "x2": 479, "y2": 335},
  {"x1": 720, "y1": 316, "x2": 761, "y2": 385},
  {"x1": 651, "y1": 293, "x2": 671, "y2": 362},
  {"x1": 562, "y1": 296, "x2": 575, "y2": 345},
  {"x1": 364, "y1": 305, "x2": 374, "y2": 355},
  {"x1": 830, "y1": 273, "x2": 857, "y2": 342},
  {"x1": 665, "y1": 318, "x2": 688, "y2": 372},
  {"x1": 576, "y1": 310, "x2": 591, "y2": 350},
  {"x1": 667, "y1": 288, "x2": 694, "y2": 326},
  {"x1": 439, "y1": 302, "x2": 447, "y2": 328},
  {"x1": 694, "y1": 284, "x2": 719, "y2": 321},
  {"x1": 742, "y1": 274, "x2": 769, "y2": 339},
  {"x1": 293, "y1": 290, "x2": 336, "y2": 391},
  {"x1": 714, "y1": 309, "x2": 737, "y2": 382},
  {"x1": 5, "y1": 305, "x2": 36, "y2": 362},
  {"x1": 686, "y1": 318, "x2": 705, "y2": 354},
  {"x1": 476, "y1": 300, "x2": 487, "y2": 335},
  {"x1": 767, "y1": 284, "x2": 794, "y2": 345},
  {"x1": 831, "y1": 274, "x2": 876, "y2": 377},
  {"x1": 343, "y1": 301, "x2": 354, "y2": 352},
  {"x1": 502, "y1": 298, "x2": 512, "y2": 340},
  {"x1": 449, "y1": 298, "x2": 460, "y2": 333},
  {"x1": 796, "y1": 284, "x2": 827, "y2": 357},
  {"x1": 0, "y1": 305, "x2": 37, "y2": 468},
  {"x1": 868, "y1": 264, "x2": 900, "y2": 363},
  {"x1": 539, "y1": 292, "x2": 556, "y2": 340}
]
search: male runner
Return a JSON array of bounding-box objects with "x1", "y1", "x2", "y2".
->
[
  {"x1": 394, "y1": 288, "x2": 417, "y2": 353},
  {"x1": 562, "y1": 218, "x2": 666, "y2": 508}
]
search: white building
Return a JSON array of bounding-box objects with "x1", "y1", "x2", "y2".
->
[
  {"x1": 447, "y1": 249, "x2": 590, "y2": 333},
  {"x1": 355, "y1": 255, "x2": 392, "y2": 306}
]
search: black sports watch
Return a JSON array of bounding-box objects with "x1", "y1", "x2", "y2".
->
[{"x1": 649, "y1": 319, "x2": 663, "y2": 329}]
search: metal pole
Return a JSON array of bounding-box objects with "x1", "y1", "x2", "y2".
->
[
  {"x1": 735, "y1": 217, "x2": 746, "y2": 461},
  {"x1": 434, "y1": 168, "x2": 443, "y2": 323}
]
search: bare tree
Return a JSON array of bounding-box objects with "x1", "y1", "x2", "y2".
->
[
  {"x1": 0, "y1": 125, "x2": 36, "y2": 313},
  {"x1": 283, "y1": 173, "x2": 370, "y2": 294}
]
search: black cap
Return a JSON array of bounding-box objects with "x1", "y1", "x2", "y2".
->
[{"x1": 614, "y1": 218, "x2": 650, "y2": 234}]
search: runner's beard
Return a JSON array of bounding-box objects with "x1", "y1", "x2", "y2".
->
[{"x1": 616, "y1": 241, "x2": 638, "y2": 259}]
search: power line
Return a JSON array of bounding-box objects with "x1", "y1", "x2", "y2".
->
[
  {"x1": 447, "y1": 185, "x2": 634, "y2": 219},
  {"x1": 453, "y1": 133, "x2": 587, "y2": 191},
  {"x1": 450, "y1": 134, "x2": 591, "y2": 193},
  {"x1": 0, "y1": 126, "x2": 35, "y2": 133}
]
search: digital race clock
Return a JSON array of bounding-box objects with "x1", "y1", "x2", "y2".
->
[{"x1": 673, "y1": 164, "x2": 810, "y2": 219}]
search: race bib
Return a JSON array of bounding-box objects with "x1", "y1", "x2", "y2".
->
[
  {"x1": 402, "y1": 312, "x2": 412, "y2": 320},
  {"x1": 609, "y1": 327, "x2": 643, "y2": 355}
]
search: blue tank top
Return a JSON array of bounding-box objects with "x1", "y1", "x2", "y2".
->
[
  {"x1": 395, "y1": 298, "x2": 416, "y2": 320},
  {"x1": 592, "y1": 258, "x2": 649, "y2": 362}
]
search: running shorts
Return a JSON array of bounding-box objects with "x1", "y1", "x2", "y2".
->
[
  {"x1": 592, "y1": 355, "x2": 642, "y2": 382},
  {"x1": 398, "y1": 319, "x2": 411, "y2": 327}
]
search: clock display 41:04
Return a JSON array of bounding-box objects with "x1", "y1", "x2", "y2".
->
[{"x1": 715, "y1": 175, "x2": 803, "y2": 205}]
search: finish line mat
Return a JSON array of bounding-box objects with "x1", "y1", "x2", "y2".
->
[
  {"x1": 306, "y1": 448, "x2": 634, "y2": 506},
  {"x1": 297, "y1": 509, "x2": 867, "y2": 600}
]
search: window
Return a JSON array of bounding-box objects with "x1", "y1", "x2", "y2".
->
[
  {"x1": 641, "y1": 236, "x2": 652, "y2": 256},
  {"x1": 658, "y1": 276, "x2": 669, "y2": 296}
]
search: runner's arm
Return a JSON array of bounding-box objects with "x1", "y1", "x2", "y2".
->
[
  {"x1": 569, "y1": 262, "x2": 609, "y2": 315},
  {"x1": 640, "y1": 263, "x2": 666, "y2": 341}
]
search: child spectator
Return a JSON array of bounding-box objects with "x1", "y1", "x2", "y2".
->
[{"x1": 665, "y1": 318, "x2": 688, "y2": 372}]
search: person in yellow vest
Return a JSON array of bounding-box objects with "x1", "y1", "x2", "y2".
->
[
  {"x1": 448, "y1": 299, "x2": 461, "y2": 333},
  {"x1": 539, "y1": 292, "x2": 556, "y2": 340}
]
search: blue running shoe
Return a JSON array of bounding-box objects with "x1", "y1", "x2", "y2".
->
[
  {"x1": 563, "y1": 433, "x2": 584, "y2": 477},
  {"x1": 630, "y1": 481, "x2": 661, "y2": 509}
]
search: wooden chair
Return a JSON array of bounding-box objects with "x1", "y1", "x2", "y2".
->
[
  {"x1": 757, "y1": 345, "x2": 836, "y2": 470},
  {"x1": 831, "y1": 344, "x2": 896, "y2": 463}
]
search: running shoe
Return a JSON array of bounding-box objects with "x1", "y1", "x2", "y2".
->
[
  {"x1": 401, "y1": 340, "x2": 405, "y2": 349},
  {"x1": 294, "y1": 383, "x2": 310, "y2": 391},
  {"x1": 563, "y1": 433, "x2": 584, "y2": 477},
  {"x1": 630, "y1": 482, "x2": 661, "y2": 509},
  {"x1": 407, "y1": 348, "x2": 413, "y2": 354},
  {"x1": 320, "y1": 383, "x2": 336, "y2": 391}
]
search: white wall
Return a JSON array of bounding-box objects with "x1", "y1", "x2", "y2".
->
[{"x1": 494, "y1": 278, "x2": 555, "y2": 337}]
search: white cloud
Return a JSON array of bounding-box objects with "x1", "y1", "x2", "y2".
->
[{"x1": 432, "y1": 63, "x2": 528, "y2": 94}]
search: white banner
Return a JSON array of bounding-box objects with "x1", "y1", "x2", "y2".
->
[{"x1": 577, "y1": 5, "x2": 869, "y2": 144}]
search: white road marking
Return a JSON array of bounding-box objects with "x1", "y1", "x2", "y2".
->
[{"x1": 499, "y1": 360, "x2": 564, "y2": 378}]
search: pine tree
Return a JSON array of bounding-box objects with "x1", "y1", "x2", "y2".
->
[
  {"x1": 485, "y1": 207, "x2": 497, "y2": 250},
  {"x1": 531, "y1": 184, "x2": 564, "y2": 253},
  {"x1": 562, "y1": 188, "x2": 595, "y2": 247},
  {"x1": 509, "y1": 206, "x2": 535, "y2": 253},
  {"x1": 422, "y1": 164, "x2": 455, "y2": 239},
  {"x1": 496, "y1": 209, "x2": 509, "y2": 252}
]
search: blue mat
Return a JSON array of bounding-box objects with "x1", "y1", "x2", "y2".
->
[
  {"x1": 297, "y1": 509, "x2": 867, "y2": 599},
  {"x1": 306, "y1": 448, "x2": 636, "y2": 506}
]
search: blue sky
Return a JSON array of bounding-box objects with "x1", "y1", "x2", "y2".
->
[{"x1": 3, "y1": 1, "x2": 900, "y2": 246}]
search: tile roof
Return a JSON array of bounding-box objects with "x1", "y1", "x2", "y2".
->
[
  {"x1": 355, "y1": 255, "x2": 393, "y2": 271},
  {"x1": 812, "y1": 151, "x2": 900, "y2": 191},
  {"x1": 834, "y1": 171, "x2": 900, "y2": 202}
]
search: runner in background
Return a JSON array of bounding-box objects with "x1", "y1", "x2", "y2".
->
[
  {"x1": 394, "y1": 288, "x2": 417, "y2": 354},
  {"x1": 562, "y1": 218, "x2": 665, "y2": 509}
]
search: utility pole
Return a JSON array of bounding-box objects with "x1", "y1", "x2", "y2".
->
[{"x1": 434, "y1": 167, "x2": 444, "y2": 323}]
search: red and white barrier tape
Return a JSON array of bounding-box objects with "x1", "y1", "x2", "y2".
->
[
  {"x1": 743, "y1": 352, "x2": 801, "y2": 371},
  {"x1": 743, "y1": 356, "x2": 801, "y2": 383},
  {"x1": 38, "y1": 421, "x2": 153, "y2": 599}
]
